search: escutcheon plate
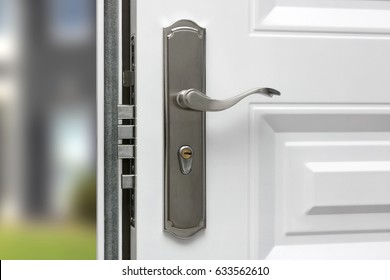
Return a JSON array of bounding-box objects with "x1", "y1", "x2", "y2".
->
[{"x1": 163, "y1": 19, "x2": 206, "y2": 238}]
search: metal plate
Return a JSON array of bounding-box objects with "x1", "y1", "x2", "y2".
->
[{"x1": 163, "y1": 20, "x2": 206, "y2": 238}]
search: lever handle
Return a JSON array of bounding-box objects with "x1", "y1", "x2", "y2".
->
[{"x1": 176, "y1": 87, "x2": 281, "y2": 112}]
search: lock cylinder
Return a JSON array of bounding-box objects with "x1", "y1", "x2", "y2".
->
[{"x1": 178, "y1": 145, "x2": 193, "y2": 175}]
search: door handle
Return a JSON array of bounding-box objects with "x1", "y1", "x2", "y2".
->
[
  {"x1": 163, "y1": 19, "x2": 280, "y2": 239},
  {"x1": 177, "y1": 87, "x2": 280, "y2": 111}
]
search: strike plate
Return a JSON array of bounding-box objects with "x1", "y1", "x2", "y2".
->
[{"x1": 163, "y1": 20, "x2": 206, "y2": 238}]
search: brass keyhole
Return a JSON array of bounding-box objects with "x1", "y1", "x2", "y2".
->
[
  {"x1": 178, "y1": 145, "x2": 194, "y2": 175},
  {"x1": 180, "y1": 147, "x2": 193, "y2": 159}
]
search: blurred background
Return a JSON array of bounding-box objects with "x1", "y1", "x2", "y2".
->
[{"x1": 0, "y1": 0, "x2": 96, "y2": 259}]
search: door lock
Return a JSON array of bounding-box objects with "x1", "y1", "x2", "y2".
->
[
  {"x1": 178, "y1": 145, "x2": 193, "y2": 175},
  {"x1": 163, "y1": 19, "x2": 280, "y2": 239}
]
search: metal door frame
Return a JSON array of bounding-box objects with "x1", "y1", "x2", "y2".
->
[{"x1": 101, "y1": 0, "x2": 136, "y2": 260}]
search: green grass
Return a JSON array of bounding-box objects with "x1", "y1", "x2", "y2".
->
[{"x1": 0, "y1": 224, "x2": 96, "y2": 259}]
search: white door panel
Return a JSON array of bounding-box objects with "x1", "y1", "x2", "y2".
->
[
  {"x1": 253, "y1": 0, "x2": 390, "y2": 34},
  {"x1": 136, "y1": 0, "x2": 390, "y2": 259},
  {"x1": 250, "y1": 106, "x2": 390, "y2": 258}
]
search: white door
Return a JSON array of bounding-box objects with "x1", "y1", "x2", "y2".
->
[{"x1": 136, "y1": 0, "x2": 390, "y2": 259}]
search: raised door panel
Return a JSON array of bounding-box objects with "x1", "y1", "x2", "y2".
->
[
  {"x1": 252, "y1": 0, "x2": 390, "y2": 34},
  {"x1": 250, "y1": 106, "x2": 390, "y2": 259}
]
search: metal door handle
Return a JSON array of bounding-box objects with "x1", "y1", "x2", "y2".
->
[
  {"x1": 163, "y1": 19, "x2": 281, "y2": 238},
  {"x1": 177, "y1": 87, "x2": 280, "y2": 111}
]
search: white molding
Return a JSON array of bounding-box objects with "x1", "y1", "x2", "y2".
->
[{"x1": 252, "y1": 0, "x2": 390, "y2": 35}]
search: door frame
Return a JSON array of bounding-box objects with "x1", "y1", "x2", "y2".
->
[{"x1": 98, "y1": 0, "x2": 137, "y2": 260}]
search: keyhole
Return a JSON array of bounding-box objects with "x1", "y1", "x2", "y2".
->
[
  {"x1": 180, "y1": 147, "x2": 193, "y2": 159},
  {"x1": 178, "y1": 146, "x2": 194, "y2": 175}
]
